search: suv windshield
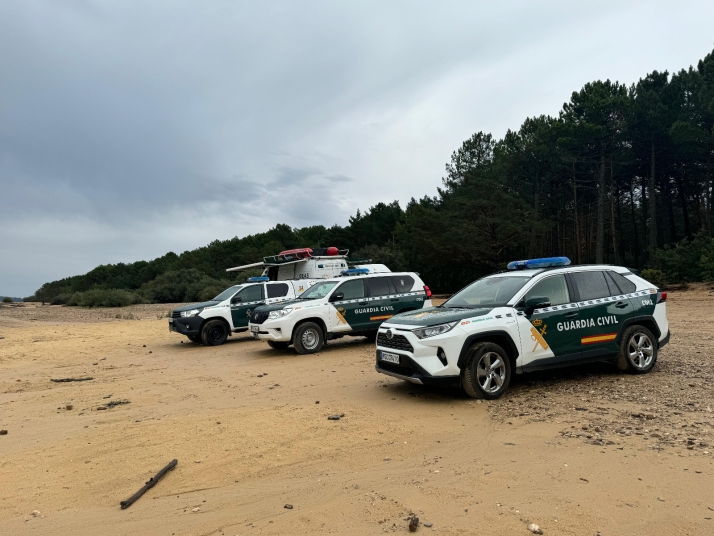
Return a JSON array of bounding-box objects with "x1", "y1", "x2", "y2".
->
[
  {"x1": 444, "y1": 276, "x2": 531, "y2": 308},
  {"x1": 299, "y1": 281, "x2": 338, "y2": 300},
  {"x1": 212, "y1": 285, "x2": 244, "y2": 302}
]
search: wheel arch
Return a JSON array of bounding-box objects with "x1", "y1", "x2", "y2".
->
[
  {"x1": 199, "y1": 315, "x2": 231, "y2": 333},
  {"x1": 291, "y1": 317, "x2": 328, "y2": 343},
  {"x1": 456, "y1": 330, "x2": 520, "y2": 370},
  {"x1": 617, "y1": 317, "x2": 661, "y2": 344}
]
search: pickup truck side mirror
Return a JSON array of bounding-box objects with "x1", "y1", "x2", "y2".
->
[
  {"x1": 525, "y1": 296, "x2": 551, "y2": 315},
  {"x1": 231, "y1": 296, "x2": 242, "y2": 304},
  {"x1": 330, "y1": 292, "x2": 344, "y2": 303}
]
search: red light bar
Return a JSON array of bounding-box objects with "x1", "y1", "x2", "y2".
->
[{"x1": 424, "y1": 285, "x2": 433, "y2": 299}]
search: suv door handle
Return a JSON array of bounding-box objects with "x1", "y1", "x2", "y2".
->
[
  {"x1": 390, "y1": 298, "x2": 400, "y2": 302},
  {"x1": 358, "y1": 301, "x2": 368, "y2": 305},
  {"x1": 615, "y1": 301, "x2": 629, "y2": 308},
  {"x1": 564, "y1": 312, "x2": 579, "y2": 319}
]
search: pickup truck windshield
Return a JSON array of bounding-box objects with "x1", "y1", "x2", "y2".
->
[
  {"x1": 213, "y1": 285, "x2": 244, "y2": 302},
  {"x1": 299, "y1": 281, "x2": 338, "y2": 300},
  {"x1": 444, "y1": 276, "x2": 530, "y2": 308}
]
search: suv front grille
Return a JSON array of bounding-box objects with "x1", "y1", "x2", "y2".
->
[
  {"x1": 171, "y1": 311, "x2": 181, "y2": 318},
  {"x1": 251, "y1": 310, "x2": 269, "y2": 325},
  {"x1": 377, "y1": 332, "x2": 414, "y2": 353}
]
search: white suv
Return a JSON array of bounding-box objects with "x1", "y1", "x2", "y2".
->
[
  {"x1": 249, "y1": 271, "x2": 432, "y2": 353},
  {"x1": 375, "y1": 257, "x2": 670, "y2": 399}
]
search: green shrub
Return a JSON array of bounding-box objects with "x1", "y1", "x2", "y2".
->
[
  {"x1": 652, "y1": 234, "x2": 714, "y2": 283},
  {"x1": 138, "y1": 269, "x2": 235, "y2": 303},
  {"x1": 50, "y1": 293, "x2": 72, "y2": 305},
  {"x1": 67, "y1": 288, "x2": 145, "y2": 307},
  {"x1": 2, "y1": 297, "x2": 13, "y2": 303},
  {"x1": 640, "y1": 269, "x2": 667, "y2": 290}
]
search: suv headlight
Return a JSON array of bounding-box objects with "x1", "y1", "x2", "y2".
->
[
  {"x1": 412, "y1": 321, "x2": 458, "y2": 339},
  {"x1": 268, "y1": 307, "x2": 293, "y2": 320},
  {"x1": 180, "y1": 308, "x2": 203, "y2": 318}
]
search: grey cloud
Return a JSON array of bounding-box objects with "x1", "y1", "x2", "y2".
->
[{"x1": 1, "y1": 0, "x2": 713, "y2": 295}]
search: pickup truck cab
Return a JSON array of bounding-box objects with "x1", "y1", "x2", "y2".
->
[{"x1": 169, "y1": 278, "x2": 317, "y2": 345}]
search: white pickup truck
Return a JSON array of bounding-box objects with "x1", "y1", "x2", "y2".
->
[{"x1": 169, "y1": 278, "x2": 319, "y2": 345}]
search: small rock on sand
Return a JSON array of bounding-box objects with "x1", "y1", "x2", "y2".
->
[
  {"x1": 284, "y1": 504, "x2": 293, "y2": 509},
  {"x1": 0, "y1": 430, "x2": 8, "y2": 435},
  {"x1": 65, "y1": 404, "x2": 73, "y2": 410},
  {"x1": 408, "y1": 516, "x2": 419, "y2": 532},
  {"x1": 528, "y1": 523, "x2": 543, "y2": 534}
]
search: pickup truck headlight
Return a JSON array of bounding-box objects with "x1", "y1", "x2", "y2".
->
[
  {"x1": 180, "y1": 308, "x2": 202, "y2": 318},
  {"x1": 412, "y1": 321, "x2": 458, "y2": 339},
  {"x1": 268, "y1": 307, "x2": 293, "y2": 320}
]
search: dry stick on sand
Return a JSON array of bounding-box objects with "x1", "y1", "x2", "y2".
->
[
  {"x1": 50, "y1": 377, "x2": 94, "y2": 383},
  {"x1": 120, "y1": 459, "x2": 178, "y2": 509}
]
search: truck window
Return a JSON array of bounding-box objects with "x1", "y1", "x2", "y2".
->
[
  {"x1": 525, "y1": 275, "x2": 570, "y2": 306},
  {"x1": 267, "y1": 283, "x2": 289, "y2": 298},
  {"x1": 336, "y1": 279, "x2": 365, "y2": 300},
  {"x1": 390, "y1": 275, "x2": 414, "y2": 293},
  {"x1": 570, "y1": 271, "x2": 610, "y2": 301},
  {"x1": 366, "y1": 277, "x2": 395, "y2": 297},
  {"x1": 238, "y1": 284, "x2": 264, "y2": 302}
]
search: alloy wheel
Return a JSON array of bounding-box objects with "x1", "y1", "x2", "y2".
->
[{"x1": 476, "y1": 351, "x2": 506, "y2": 393}]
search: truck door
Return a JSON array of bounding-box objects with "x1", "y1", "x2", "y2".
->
[
  {"x1": 518, "y1": 274, "x2": 581, "y2": 370},
  {"x1": 568, "y1": 270, "x2": 633, "y2": 360},
  {"x1": 328, "y1": 278, "x2": 367, "y2": 332},
  {"x1": 230, "y1": 284, "x2": 265, "y2": 328}
]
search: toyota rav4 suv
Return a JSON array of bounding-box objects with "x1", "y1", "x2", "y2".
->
[{"x1": 375, "y1": 257, "x2": 670, "y2": 399}]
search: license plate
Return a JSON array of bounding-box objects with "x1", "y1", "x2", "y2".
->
[
  {"x1": 250, "y1": 325, "x2": 259, "y2": 333},
  {"x1": 380, "y1": 351, "x2": 400, "y2": 364}
]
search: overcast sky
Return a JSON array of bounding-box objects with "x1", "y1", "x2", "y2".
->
[{"x1": 1, "y1": 1, "x2": 713, "y2": 296}]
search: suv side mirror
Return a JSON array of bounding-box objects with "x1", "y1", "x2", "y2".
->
[
  {"x1": 525, "y1": 296, "x2": 550, "y2": 315},
  {"x1": 330, "y1": 292, "x2": 344, "y2": 303},
  {"x1": 231, "y1": 296, "x2": 242, "y2": 304}
]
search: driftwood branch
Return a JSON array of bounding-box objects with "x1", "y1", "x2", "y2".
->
[
  {"x1": 51, "y1": 377, "x2": 94, "y2": 383},
  {"x1": 120, "y1": 459, "x2": 178, "y2": 509}
]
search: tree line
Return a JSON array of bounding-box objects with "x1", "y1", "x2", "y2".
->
[{"x1": 28, "y1": 48, "x2": 714, "y2": 305}]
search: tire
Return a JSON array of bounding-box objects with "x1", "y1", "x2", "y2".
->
[
  {"x1": 461, "y1": 342, "x2": 511, "y2": 399},
  {"x1": 187, "y1": 334, "x2": 202, "y2": 344},
  {"x1": 200, "y1": 319, "x2": 229, "y2": 346},
  {"x1": 616, "y1": 325, "x2": 658, "y2": 374},
  {"x1": 293, "y1": 322, "x2": 324, "y2": 354},
  {"x1": 267, "y1": 341, "x2": 290, "y2": 350}
]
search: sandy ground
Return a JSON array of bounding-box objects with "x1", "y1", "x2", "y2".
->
[{"x1": 1, "y1": 289, "x2": 713, "y2": 536}]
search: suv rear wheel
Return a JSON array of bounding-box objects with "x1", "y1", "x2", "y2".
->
[
  {"x1": 461, "y1": 342, "x2": 511, "y2": 399},
  {"x1": 201, "y1": 319, "x2": 229, "y2": 346},
  {"x1": 616, "y1": 325, "x2": 658, "y2": 374},
  {"x1": 293, "y1": 322, "x2": 324, "y2": 354}
]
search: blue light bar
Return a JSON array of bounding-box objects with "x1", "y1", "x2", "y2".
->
[
  {"x1": 507, "y1": 257, "x2": 571, "y2": 270},
  {"x1": 247, "y1": 276, "x2": 270, "y2": 282},
  {"x1": 341, "y1": 268, "x2": 370, "y2": 276}
]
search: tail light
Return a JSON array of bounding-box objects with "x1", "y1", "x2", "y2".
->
[
  {"x1": 658, "y1": 291, "x2": 667, "y2": 303},
  {"x1": 424, "y1": 285, "x2": 433, "y2": 298}
]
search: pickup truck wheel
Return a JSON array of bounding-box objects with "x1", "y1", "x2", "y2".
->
[
  {"x1": 187, "y1": 335, "x2": 202, "y2": 343},
  {"x1": 294, "y1": 322, "x2": 324, "y2": 354},
  {"x1": 616, "y1": 325, "x2": 657, "y2": 373},
  {"x1": 200, "y1": 319, "x2": 229, "y2": 346},
  {"x1": 461, "y1": 342, "x2": 511, "y2": 399},
  {"x1": 267, "y1": 341, "x2": 290, "y2": 350}
]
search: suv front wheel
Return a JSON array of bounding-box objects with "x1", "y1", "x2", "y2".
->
[
  {"x1": 461, "y1": 342, "x2": 512, "y2": 399},
  {"x1": 293, "y1": 322, "x2": 324, "y2": 354}
]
